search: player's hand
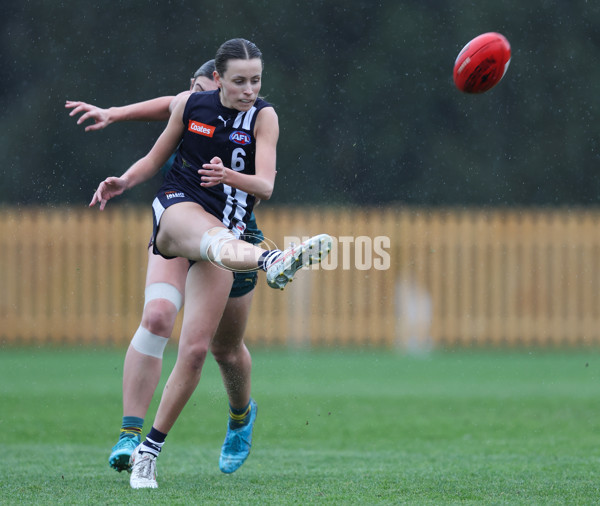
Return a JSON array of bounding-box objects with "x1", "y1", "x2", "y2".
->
[
  {"x1": 65, "y1": 100, "x2": 111, "y2": 131},
  {"x1": 89, "y1": 177, "x2": 128, "y2": 210},
  {"x1": 199, "y1": 156, "x2": 227, "y2": 187}
]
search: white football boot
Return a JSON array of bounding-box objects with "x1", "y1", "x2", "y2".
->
[
  {"x1": 266, "y1": 234, "x2": 332, "y2": 290},
  {"x1": 129, "y1": 446, "x2": 158, "y2": 489}
]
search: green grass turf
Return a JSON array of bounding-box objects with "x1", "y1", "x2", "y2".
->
[{"x1": 1, "y1": 346, "x2": 599, "y2": 504}]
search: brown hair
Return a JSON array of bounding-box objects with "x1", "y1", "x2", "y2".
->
[{"x1": 215, "y1": 39, "x2": 263, "y2": 76}]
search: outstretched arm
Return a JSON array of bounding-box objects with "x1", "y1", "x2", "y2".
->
[
  {"x1": 89, "y1": 96, "x2": 188, "y2": 210},
  {"x1": 65, "y1": 94, "x2": 188, "y2": 131}
]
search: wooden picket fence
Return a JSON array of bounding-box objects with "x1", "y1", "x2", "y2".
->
[{"x1": 1, "y1": 205, "x2": 599, "y2": 348}]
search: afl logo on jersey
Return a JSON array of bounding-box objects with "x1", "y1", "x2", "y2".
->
[{"x1": 229, "y1": 131, "x2": 252, "y2": 145}]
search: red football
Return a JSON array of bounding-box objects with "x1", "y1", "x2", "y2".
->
[{"x1": 453, "y1": 32, "x2": 511, "y2": 93}]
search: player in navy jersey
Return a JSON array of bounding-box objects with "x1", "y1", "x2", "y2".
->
[
  {"x1": 88, "y1": 39, "x2": 332, "y2": 489},
  {"x1": 67, "y1": 60, "x2": 267, "y2": 476}
]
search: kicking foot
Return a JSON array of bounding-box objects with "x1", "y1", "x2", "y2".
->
[{"x1": 266, "y1": 234, "x2": 332, "y2": 290}]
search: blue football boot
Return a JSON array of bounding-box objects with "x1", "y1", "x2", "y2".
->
[
  {"x1": 219, "y1": 399, "x2": 258, "y2": 474},
  {"x1": 109, "y1": 435, "x2": 140, "y2": 472}
]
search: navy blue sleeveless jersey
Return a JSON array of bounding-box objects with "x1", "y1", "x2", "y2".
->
[{"x1": 156, "y1": 89, "x2": 272, "y2": 236}]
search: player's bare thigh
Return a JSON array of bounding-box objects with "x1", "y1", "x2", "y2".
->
[
  {"x1": 179, "y1": 260, "x2": 234, "y2": 347},
  {"x1": 145, "y1": 249, "x2": 189, "y2": 295},
  {"x1": 139, "y1": 250, "x2": 189, "y2": 334},
  {"x1": 156, "y1": 202, "x2": 224, "y2": 259}
]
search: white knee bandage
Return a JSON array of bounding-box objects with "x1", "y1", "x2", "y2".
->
[
  {"x1": 199, "y1": 227, "x2": 236, "y2": 265},
  {"x1": 131, "y1": 326, "x2": 169, "y2": 358},
  {"x1": 144, "y1": 282, "x2": 183, "y2": 312}
]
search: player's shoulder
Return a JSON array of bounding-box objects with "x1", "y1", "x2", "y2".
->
[
  {"x1": 254, "y1": 97, "x2": 276, "y2": 124},
  {"x1": 189, "y1": 89, "x2": 219, "y2": 102},
  {"x1": 184, "y1": 89, "x2": 220, "y2": 111},
  {"x1": 255, "y1": 101, "x2": 278, "y2": 123},
  {"x1": 170, "y1": 90, "x2": 193, "y2": 114}
]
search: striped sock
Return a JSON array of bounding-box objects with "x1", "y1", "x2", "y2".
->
[
  {"x1": 258, "y1": 250, "x2": 281, "y2": 271},
  {"x1": 229, "y1": 402, "x2": 251, "y2": 429},
  {"x1": 139, "y1": 426, "x2": 167, "y2": 457},
  {"x1": 119, "y1": 416, "x2": 143, "y2": 440}
]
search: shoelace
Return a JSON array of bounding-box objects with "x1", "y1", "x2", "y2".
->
[
  {"x1": 225, "y1": 430, "x2": 250, "y2": 453},
  {"x1": 136, "y1": 454, "x2": 156, "y2": 480}
]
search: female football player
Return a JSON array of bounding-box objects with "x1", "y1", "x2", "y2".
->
[
  {"x1": 88, "y1": 38, "x2": 331, "y2": 489},
  {"x1": 67, "y1": 59, "x2": 266, "y2": 477}
]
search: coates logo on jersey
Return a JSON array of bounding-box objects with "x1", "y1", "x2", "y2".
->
[
  {"x1": 188, "y1": 120, "x2": 215, "y2": 137},
  {"x1": 229, "y1": 131, "x2": 252, "y2": 145}
]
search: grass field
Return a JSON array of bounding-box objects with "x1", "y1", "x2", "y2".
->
[{"x1": 1, "y1": 346, "x2": 600, "y2": 504}]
